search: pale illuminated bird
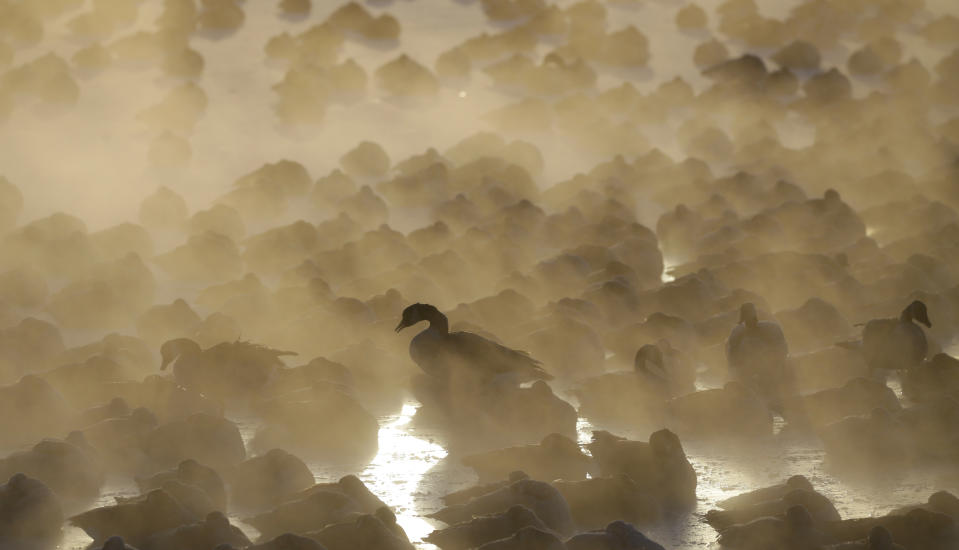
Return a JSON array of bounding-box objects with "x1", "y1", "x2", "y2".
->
[{"x1": 395, "y1": 303, "x2": 552, "y2": 383}]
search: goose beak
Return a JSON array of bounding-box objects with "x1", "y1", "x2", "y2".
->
[
  {"x1": 394, "y1": 320, "x2": 408, "y2": 333},
  {"x1": 160, "y1": 356, "x2": 171, "y2": 370}
]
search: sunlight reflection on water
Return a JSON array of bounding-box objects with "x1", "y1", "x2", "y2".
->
[{"x1": 360, "y1": 403, "x2": 447, "y2": 547}]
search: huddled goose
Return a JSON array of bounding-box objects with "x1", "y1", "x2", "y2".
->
[
  {"x1": 160, "y1": 338, "x2": 296, "y2": 401},
  {"x1": 461, "y1": 433, "x2": 589, "y2": 483},
  {"x1": 575, "y1": 343, "x2": 692, "y2": 429},
  {"x1": 475, "y1": 525, "x2": 565, "y2": 550},
  {"x1": 69, "y1": 488, "x2": 196, "y2": 547},
  {"x1": 0, "y1": 473, "x2": 63, "y2": 542},
  {"x1": 717, "y1": 504, "x2": 826, "y2": 549},
  {"x1": 304, "y1": 510, "x2": 412, "y2": 550},
  {"x1": 245, "y1": 532, "x2": 327, "y2": 550},
  {"x1": 706, "y1": 487, "x2": 841, "y2": 531},
  {"x1": 228, "y1": 449, "x2": 315, "y2": 512},
  {"x1": 442, "y1": 471, "x2": 530, "y2": 506},
  {"x1": 136, "y1": 459, "x2": 227, "y2": 513},
  {"x1": 424, "y1": 504, "x2": 549, "y2": 550},
  {"x1": 717, "y1": 476, "x2": 815, "y2": 510},
  {"x1": 566, "y1": 520, "x2": 666, "y2": 550},
  {"x1": 726, "y1": 302, "x2": 792, "y2": 408},
  {"x1": 586, "y1": 429, "x2": 697, "y2": 510},
  {"x1": 857, "y1": 300, "x2": 932, "y2": 372},
  {"x1": 0, "y1": 436, "x2": 104, "y2": 500},
  {"x1": 824, "y1": 526, "x2": 905, "y2": 549},
  {"x1": 552, "y1": 474, "x2": 661, "y2": 529},
  {"x1": 431, "y1": 478, "x2": 575, "y2": 535},
  {"x1": 141, "y1": 511, "x2": 251, "y2": 550}
]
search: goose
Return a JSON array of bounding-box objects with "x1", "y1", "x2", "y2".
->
[
  {"x1": 424, "y1": 505, "x2": 549, "y2": 550},
  {"x1": 136, "y1": 459, "x2": 227, "y2": 513},
  {"x1": 0, "y1": 436, "x2": 104, "y2": 501},
  {"x1": 141, "y1": 511, "x2": 251, "y2": 550},
  {"x1": 566, "y1": 520, "x2": 666, "y2": 550},
  {"x1": 97, "y1": 536, "x2": 140, "y2": 550},
  {"x1": 858, "y1": 300, "x2": 931, "y2": 372},
  {"x1": 430, "y1": 478, "x2": 575, "y2": 535},
  {"x1": 229, "y1": 449, "x2": 315, "y2": 512},
  {"x1": 0, "y1": 473, "x2": 63, "y2": 542},
  {"x1": 247, "y1": 533, "x2": 326, "y2": 550},
  {"x1": 395, "y1": 303, "x2": 552, "y2": 384},
  {"x1": 461, "y1": 433, "x2": 590, "y2": 483},
  {"x1": 706, "y1": 488, "x2": 841, "y2": 531},
  {"x1": 726, "y1": 302, "x2": 792, "y2": 407},
  {"x1": 160, "y1": 338, "x2": 296, "y2": 400},
  {"x1": 823, "y1": 526, "x2": 905, "y2": 550},
  {"x1": 717, "y1": 476, "x2": 814, "y2": 510},
  {"x1": 718, "y1": 504, "x2": 826, "y2": 550},
  {"x1": 69, "y1": 488, "x2": 196, "y2": 547},
  {"x1": 573, "y1": 344, "x2": 685, "y2": 430}
]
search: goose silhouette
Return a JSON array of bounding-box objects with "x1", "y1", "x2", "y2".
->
[{"x1": 395, "y1": 303, "x2": 552, "y2": 384}]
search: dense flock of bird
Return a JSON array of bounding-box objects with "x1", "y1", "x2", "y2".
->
[{"x1": 1, "y1": 0, "x2": 959, "y2": 549}]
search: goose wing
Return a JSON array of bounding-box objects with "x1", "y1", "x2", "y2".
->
[{"x1": 447, "y1": 332, "x2": 553, "y2": 381}]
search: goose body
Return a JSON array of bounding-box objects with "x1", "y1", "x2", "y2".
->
[
  {"x1": 726, "y1": 303, "x2": 789, "y2": 378},
  {"x1": 860, "y1": 301, "x2": 931, "y2": 371},
  {"x1": 396, "y1": 303, "x2": 552, "y2": 384},
  {"x1": 726, "y1": 303, "x2": 792, "y2": 407}
]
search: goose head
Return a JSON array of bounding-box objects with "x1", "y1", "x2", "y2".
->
[
  {"x1": 738, "y1": 302, "x2": 759, "y2": 328},
  {"x1": 395, "y1": 303, "x2": 445, "y2": 332},
  {"x1": 901, "y1": 300, "x2": 931, "y2": 328},
  {"x1": 160, "y1": 338, "x2": 201, "y2": 370}
]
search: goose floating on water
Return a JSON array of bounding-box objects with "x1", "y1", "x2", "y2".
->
[{"x1": 395, "y1": 303, "x2": 552, "y2": 384}]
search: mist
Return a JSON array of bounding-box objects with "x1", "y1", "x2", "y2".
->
[{"x1": 0, "y1": 0, "x2": 958, "y2": 549}]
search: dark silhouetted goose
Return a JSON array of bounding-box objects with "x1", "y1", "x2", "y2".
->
[{"x1": 395, "y1": 303, "x2": 552, "y2": 384}]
